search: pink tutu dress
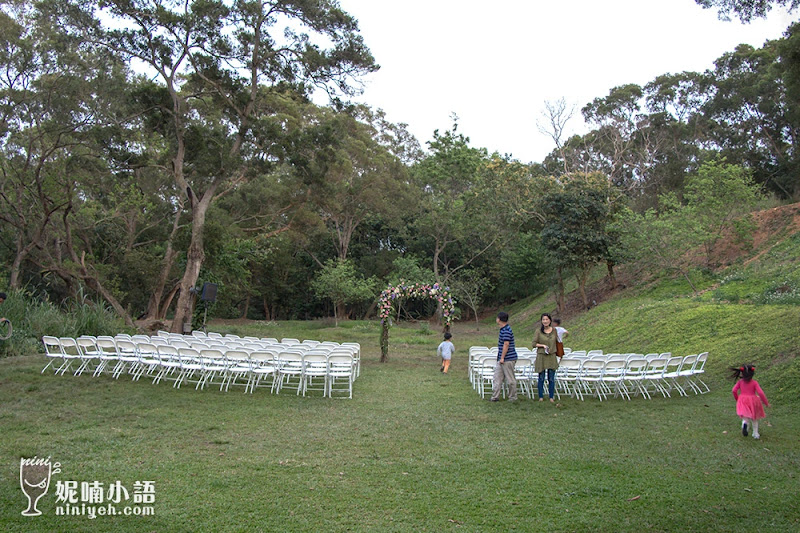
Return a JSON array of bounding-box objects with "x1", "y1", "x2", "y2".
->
[{"x1": 732, "y1": 379, "x2": 769, "y2": 420}]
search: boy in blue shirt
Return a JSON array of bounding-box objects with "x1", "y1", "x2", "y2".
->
[
  {"x1": 437, "y1": 332, "x2": 455, "y2": 373},
  {"x1": 491, "y1": 311, "x2": 518, "y2": 401}
]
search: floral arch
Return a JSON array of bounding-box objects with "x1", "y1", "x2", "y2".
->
[{"x1": 379, "y1": 282, "x2": 456, "y2": 362}]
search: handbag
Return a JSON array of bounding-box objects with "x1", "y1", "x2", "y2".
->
[{"x1": 556, "y1": 340, "x2": 565, "y2": 357}]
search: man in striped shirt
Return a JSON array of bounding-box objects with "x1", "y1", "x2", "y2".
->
[{"x1": 490, "y1": 311, "x2": 518, "y2": 401}]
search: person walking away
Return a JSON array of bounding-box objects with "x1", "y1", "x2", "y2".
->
[
  {"x1": 731, "y1": 364, "x2": 770, "y2": 439},
  {"x1": 490, "y1": 312, "x2": 518, "y2": 402},
  {"x1": 437, "y1": 332, "x2": 455, "y2": 373},
  {"x1": 533, "y1": 313, "x2": 559, "y2": 402},
  {"x1": 553, "y1": 317, "x2": 568, "y2": 357}
]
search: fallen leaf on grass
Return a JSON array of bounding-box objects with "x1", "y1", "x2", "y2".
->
[
  {"x1": 744, "y1": 488, "x2": 752, "y2": 492},
  {"x1": 448, "y1": 519, "x2": 463, "y2": 525},
  {"x1": 627, "y1": 495, "x2": 641, "y2": 501}
]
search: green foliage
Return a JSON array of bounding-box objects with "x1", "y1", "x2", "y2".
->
[
  {"x1": 0, "y1": 290, "x2": 132, "y2": 357},
  {"x1": 695, "y1": 0, "x2": 800, "y2": 23},
  {"x1": 387, "y1": 256, "x2": 434, "y2": 286},
  {"x1": 311, "y1": 259, "x2": 378, "y2": 325},
  {"x1": 684, "y1": 160, "x2": 764, "y2": 263},
  {"x1": 496, "y1": 232, "x2": 548, "y2": 301}
]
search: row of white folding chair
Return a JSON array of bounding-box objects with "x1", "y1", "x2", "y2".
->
[
  {"x1": 42, "y1": 336, "x2": 355, "y2": 397},
  {"x1": 556, "y1": 352, "x2": 709, "y2": 401},
  {"x1": 270, "y1": 353, "x2": 355, "y2": 398},
  {"x1": 472, "y1": 356, "x2": 542, "y2": 399}
]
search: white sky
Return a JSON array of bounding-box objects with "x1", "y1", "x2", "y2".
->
[{"x1": 336, "y1": 0, "x2": 796, "y2": 163}]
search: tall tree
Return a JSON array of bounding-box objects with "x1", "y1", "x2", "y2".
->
[
  {"x1": 695, "y1": 0, "x2": 800, "y2": 22},
  {"x1": 540, "y1": 176, "x2": 614, "y2": 312},
  {"x1": 81, "y1": 0, "x2": 376, "y2": 332},
  {"x1": 411, "y1": 121, "x2": 497, "y2": 292}
]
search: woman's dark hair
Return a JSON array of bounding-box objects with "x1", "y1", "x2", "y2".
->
[
  {"x1": 540, "y1": 313, "x2": 552, "y2": 334},
  {"x1": 730, "y1": 364, "x2": 755, "y2": 381}
]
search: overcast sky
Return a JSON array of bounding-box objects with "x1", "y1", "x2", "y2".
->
[{"x1": 335, "y1": 0, "x2": 796, "y2": 163}]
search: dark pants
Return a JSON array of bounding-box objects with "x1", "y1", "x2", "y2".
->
[{"x1": 538, "y1": 368, "x2": 556, "y2": 399}]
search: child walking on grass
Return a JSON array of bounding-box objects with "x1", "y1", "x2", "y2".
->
[
  {"x1": 437, "y1": 332, "x2": 455, "y2": 373},
  {"x1": 731, "y1": 364, "x2": 770, "y2": 439}
]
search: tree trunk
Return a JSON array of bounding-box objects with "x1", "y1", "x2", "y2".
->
[
  {"x1": 335, "y1": 302, "x2": 347, "y2": 324},
  {"x1": 171, "y1": 190, "x2": 214, "y2": 333},
  {"x1": 556, "y1": 266, "x2": 566, "y2": 316},
  {"x1": 158, "y1": 283, "x2": 180, "y2": 320},
  {"x1": 362, "y1": 299, "x2": 377, "y2": 320},
  {"x1": 606, "y1": 260, "x2": 617, "y2": 290},
  {"x1": 144, "y1": 206, "x2": 182, "y2": 320},
  {"x1": 263, "y1": 295, "x2": 272, "y2": 321},
  {"x1": 577, "y1": 266, "x2": 590, "y2": 310},
  {"x1": 241, "y1": 294, "x2": 250, "y2": 319},
  {"x1": 9, "y1": 242, "x2": 26, "y2": 289}
]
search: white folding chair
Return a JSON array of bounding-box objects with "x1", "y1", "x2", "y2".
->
[
  {"x1": 642, "y1": 357, "x2": 670, "y2": 398},
  {"x1": 41, "y1": 336, "x2": 65, "y2": 374},
  {"x1": 661, "y1": 356, "x2": 687, "y2": 397},
  {"x1": 340, "y1": 343, "x2": 361, "y2": 377},
  {"x1": 301, "y1": 353, "x2": 328, "y2": 396},
  {"x1": 248, "y1": 351, "x2": 277, "y2": 393},
  {"x1": 556, "y1": 358, "x2": 583, "y2": 400},
  {"x1": 275, "y1": 352, "x2": 304, "y2": 394},
  {"x1": 691, "y1": 352, "x2": 710, "y2": 394},
  {"x1": 513, "y1": 358, "x2": 535, "y2": 398},
  {"x1": 75, "y1": 337, "x2": 101, "y2": 376},
  {"x1": 602, "y1": 359, "x2": 629, "y2": 400},
  {"x1": 476, "y1": 356, "x2": 497, "y2": 399},
  {"x1": 221, "y1": 350, "x2": 251, "y2": 392},
  {"x1": 577, "y1": 359, "x2": 606, "y2": 400},
  {"x1": 197, "y1": 349, "x2": 228, "y2": 390},
  {"x1": 57, "y1": 338, "x2": 83, "y2": 376},
  {"x1": 174, "y1": 348, "x2": 203, "y2": 388},
  {"x1": 132, "y1": 342, "x2": 161, "y2": 381},
  {"x1": 113, "y1": 339, "x2": 140, "y2": 379},
  {"x1": 153, "y1": 345, "x2": 181, "y2": 384},
  {"x1": 623, "y1": 357, "x2": 650, "y2": 399},
  {"x1": 327, "y1": 354, "x2": 354, "y2": 399}
]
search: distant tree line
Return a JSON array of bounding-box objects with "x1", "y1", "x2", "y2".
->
[{"x1": 0, "y1": 1, "x2": 790, "y2": 329}]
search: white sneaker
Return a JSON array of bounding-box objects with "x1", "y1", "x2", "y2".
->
[{"x1": 753, "y1": 434, "x2": 760, "y2": 440}]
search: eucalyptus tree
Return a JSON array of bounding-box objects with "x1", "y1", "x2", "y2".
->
[
  {"x1": 80, "y1": 0, "x2": 376, "y2": 331},
  {"x1": 411, "y1": 122, "x2": 498, "y2": 291},
  {"x1": 0, "y1": 0, "x2": 141, "y2": 326},
  {"x1": 703, "y1": 41, "x2": 798, "y2": 198},
  {"x1": 695, "y1": 0, "x2": 800, "y2": 22},
  {"x1": 540, "y1": 175, "x2": 615, "y2": 312},
  {"x1": 309, "y1": 105, "x2": 412, "y2": 262}
]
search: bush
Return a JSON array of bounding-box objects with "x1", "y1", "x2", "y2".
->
[{"x1": 0, "y1": 289, "x2": 132, "y2": 357}]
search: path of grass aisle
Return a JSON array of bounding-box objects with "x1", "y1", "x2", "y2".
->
[{"x1": 0, "y1": 322, "x2": 798, "y2": 532}]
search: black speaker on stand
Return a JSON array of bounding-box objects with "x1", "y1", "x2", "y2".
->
[{"x1": 199, "y1": 283, "x2": 218, "y2": 333}]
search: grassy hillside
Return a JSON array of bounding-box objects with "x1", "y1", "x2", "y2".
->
[{"x1": 496, "y1": 202, "x2": 800, "y2": 402}]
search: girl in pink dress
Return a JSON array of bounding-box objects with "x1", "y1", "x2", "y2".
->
[{"x1": 731, "y1": 364, "x2": 770, "y2": 439}]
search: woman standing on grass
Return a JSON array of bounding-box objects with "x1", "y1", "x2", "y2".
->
[{"x1": 533, "y1": 313, "x2": 559, "y2": 402}]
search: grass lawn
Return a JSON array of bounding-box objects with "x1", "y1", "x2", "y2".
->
[{"x1": 1, "y1": 320, "x2": 798, "y2": 532}]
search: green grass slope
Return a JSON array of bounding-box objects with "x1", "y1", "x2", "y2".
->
[{"x1": 502, "y1": 203, "x2": 800, "y2": 402}]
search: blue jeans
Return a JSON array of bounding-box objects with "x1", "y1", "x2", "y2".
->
[{"x1": 538, "y1": 369, "x2": 556, "y2": 399}]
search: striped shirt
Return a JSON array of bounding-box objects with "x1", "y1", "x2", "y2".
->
[{"x1": 497, "y1": 324, "x2": 517, "y2": 361}]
